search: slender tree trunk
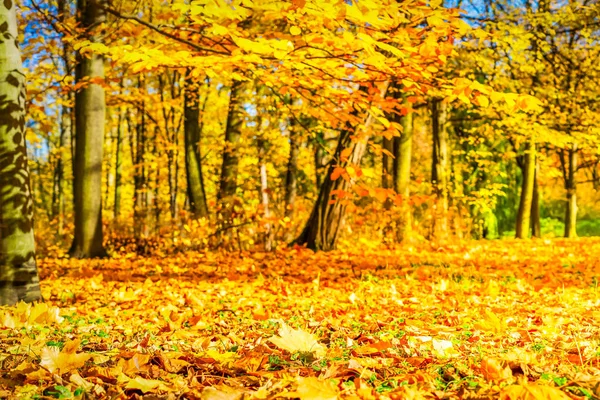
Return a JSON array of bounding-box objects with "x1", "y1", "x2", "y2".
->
[
  {"x1": 564, "y1": 144, "x2": 578, "y2": 238},
  {"x1": 258, "y1": 139, "x2": 273, "y2": 251},
  {"x1": 70, "y1": 0, "x2": 107, "y2": 258},
  {"x1": 0, "y1": 0, "x2": 42, "y2": 304},
  {"x1": 56, "y1": 0, "x2": 72, "y2": 236},
  {"x1": 431, "y1": 99, "x2": 449, "y2": 240},
  {"x1": 217, "y1": 79, "x2": 247, "y2": 228},
  {"x1": 313, "y1": 132, "x2": 326, "y2": 189},
  {"x1": 393, "y1": 98, "x2": 413, "y2": 242},
  {"x1": 113, "y1": 108, "x2": 123, "y2": 218},
  {"x1": 531, "y1": 162, "x2": 541, "y2": 237},
  {"x1": 516, "y1": 140, "x2": 535, "y2": 239},
  {"x1": 284, "y1": 119, "x2": 300, "y2": 218},
  {"x1": 133, "y1": 77, "x2": 148, "y2": 240},
  {"x1": 184, "y1": 75, "x2": 209, "y2": 218},
  {"x1": 382, "y1": 135, "x2": 394, "y2": 210},
  {"x1": 295, "y1": 83, "x2": 388, "y2": 251}
]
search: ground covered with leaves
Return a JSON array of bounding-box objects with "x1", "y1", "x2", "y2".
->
[{"x1": 3, "y1": 239, "x2": 600, "y2": 399}]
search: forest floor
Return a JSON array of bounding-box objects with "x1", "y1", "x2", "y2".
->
[{"x1": 2, "y1": 239, "x2": 600, "y2": 399}]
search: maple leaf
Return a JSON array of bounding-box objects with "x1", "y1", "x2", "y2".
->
[
  {"x1": 269, "y1": 321, "x2": 326, "y2": 358},
  {"x1": 40, "y1": 340, "x2": 90, "y2": 374},
  {"x1": 287, "y1": 376, "x2": 339, "y2": 400}
]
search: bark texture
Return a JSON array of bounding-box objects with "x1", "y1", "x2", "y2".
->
[
  {"x1": 284, "y1": 120, "x2": 300, "y2": 219},
  {"x1": 70, "y1": 0, "x2": 107, "y2": 258},
  {"x1": 564, "y1": 144, "x2": 578, "y2": 238},
  {"x1": 184, "y1": 77, "x2": 209, "y2": 218},
  {"x1": 217, "y1": 79, "x2": 247, "y2": 227},
  {"x1": 295, "y1": 84, "x2": 388, "y2": 250},
  {"x1": 0, "y1": 1, "x2": 42, "y2": 304},
  {"x1": 515, "y1": 141, "x2": 536, "y2": 239},
  {"x1": 530, "y1": 163, "x2": 541, "y2": 237}
]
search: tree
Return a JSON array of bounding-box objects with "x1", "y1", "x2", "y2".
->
[
  {"x1": 217, "y1": 79, "x2": 248, "y2": 230},
  {"x1": 295, "y1": 84, "x2": 387, "y2": 251},
  {"x1": 516, "y1": 140, "x2": 536, "y2": 239},
  {"x1": 184, "y1": 75, "x2": 209, "y2": 218},
  {"x1": 393, "y1": 96, "x2": 413, "y2": 242},
  {"x1": 561, "y1": 144, "x2": 578, "y2": 238},
  {"x1": 0, "y1": 0, "x2": 42, "y2": 304},
  {"x1": 70, "y1": 0, "x2": 108, "y2": 258},
  {"x1": 431, "y1": 99, "x2": 450, "y2": 240}
]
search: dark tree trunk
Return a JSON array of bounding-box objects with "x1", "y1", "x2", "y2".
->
[
  {"x1": 184, "y1": 75, "x2": 209, "y2": 218},
  {"x1": 284, "y1": 119, "x2": 300, "y2": 219},
  {"x1": 563, "y1": 144, "x2": 578, "y2": 238},
  {"x1": 530, "y1": 162, "x2": 541, "y2": 237},
  {"x1": 295, "y1": 84, "x2": 388, "y2": 251},
  {"x1": 217, "y1": 79, "x2": 247, "y2": 227},
  {"x1": 516, "y1": 140, "x2": 535, "y2": 239},
  {"x1": 382, "y1": 136, "x2": 394, "y2": 209},
  {"x1": 113, "y1": 108, "x2": 123, "y2": 218}
]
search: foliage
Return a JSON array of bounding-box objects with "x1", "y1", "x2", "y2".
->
[{"x1": 2, "y1": 240, "x2": 600, "y2": 398}]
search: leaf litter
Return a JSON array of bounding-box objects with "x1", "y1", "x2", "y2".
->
[{"x1": 2, "y1": 239, "x2": 600, "y2": 399}]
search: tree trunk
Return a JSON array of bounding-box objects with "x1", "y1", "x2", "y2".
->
[
  {"x1": 113, "y1": 108, "x2": 123, "y2": 218},
  {"x1": 217, "y1": 79, "x2": 247, "y2": 227},
  {"x1": 564, "y1": 144, "x2": 578, "y2": 238},
  {"x1": 132, "y1": 77, "x2": 149, "y2": 240},
  {"x1": 431, "y1": 99, "x2": 449, "y2": 240},
  {"x1": 313, "y1": 131, "x2": 327, "y2": 189},
  {"x1": 515, "y1": 140, "x2": 535, "y2": 239},
  {"x1": 284, "y1": 119, "x2": 300, "y2": 219},
  {"x1": 530, "y1": 162, "x2": 541, "y2": 237},
  {"x1": 295, "y1": 83, "x2": 388, "y2": 251},
  {"x1": 70, "y1": 0, "x2": 107, "y2": 258},
  {"x1": 393, "y1": 98, "x2": 413, "y2": 242},
  {"x1": 258, "y1": 139, "x2": 273, "y2": 251},
  {"x1": 184, "y1": 75, "x2": 209, "y2": 218},
  {"x1": 0, "y1": 0, "x2": 42, "y2": 304},
  {"x1": 55, "y1": 0, "x2": 72, "y2": 236},
  {"x1": 382, "y1": 135, "x2": 394, "y2": 210}
]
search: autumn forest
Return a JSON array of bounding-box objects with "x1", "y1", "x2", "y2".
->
[{"x1": 2, "y1": 0, "x2": 600, "y2": 398}]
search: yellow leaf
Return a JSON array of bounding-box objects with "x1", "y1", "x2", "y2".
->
[
  {"x1": 40, "y1": 340, "x2": 90, "y2": 374},
  {"x1": 201, "y1": 385, "x2": 246, "y2": 400},
  {"x1": 126, "y1": 376, "x2": 169, "y2": 393},
  {"x1": 499, "y1": 384, "x2": 570, "y2": 400},
  {"x1": 477, "y1": 95, "x2": 490, "y2": 108},
  {"x1": 269, "y1": 321, "x2": 326, "y2": 358},
  {"x1": 287, "y1": 376, "x2": 339, "y2": 400},
  {"x1": 290, "y1": 26, "x2": 302, "y2": 35}
]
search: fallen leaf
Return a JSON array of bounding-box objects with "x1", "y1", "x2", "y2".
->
[
  {"x1": 40, "y1": 340, "x2": 90, "y2": 374},
  {"x1": 269, "y1": 321, "x2": 326, "y2": 357}
]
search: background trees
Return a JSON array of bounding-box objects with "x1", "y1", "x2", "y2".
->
[{"x1": 14, "y1": 0, "x2": 600, "y2": 259}]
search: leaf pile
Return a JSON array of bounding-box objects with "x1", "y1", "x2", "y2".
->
[{"x1": 3, "y1": 239, "x2": 600, "y2": 399}]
